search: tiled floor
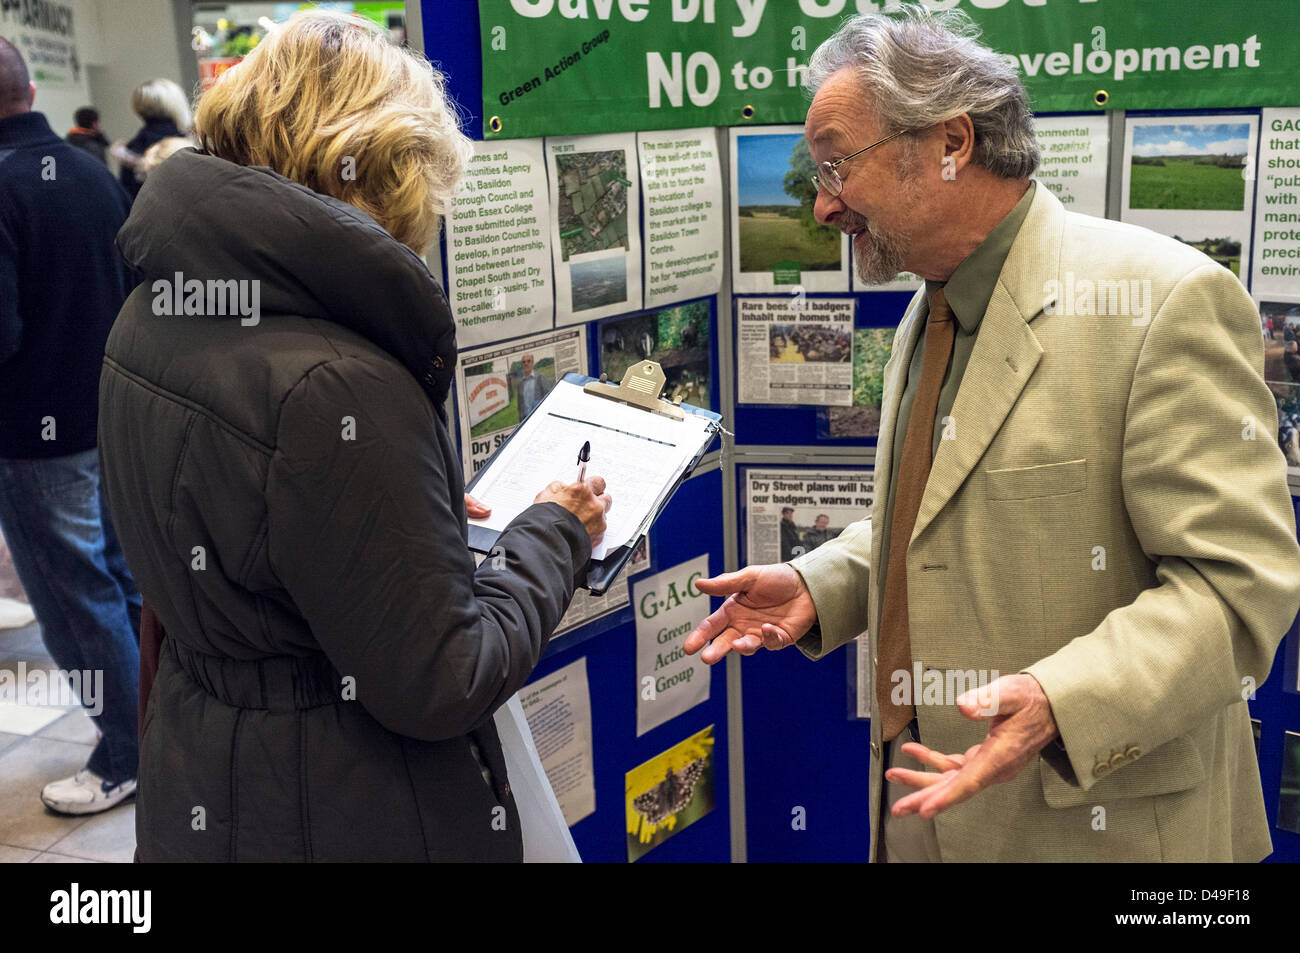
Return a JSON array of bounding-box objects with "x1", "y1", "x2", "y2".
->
[{"x1": 0, "y1": 620, "x2": 135, "y2": 863}]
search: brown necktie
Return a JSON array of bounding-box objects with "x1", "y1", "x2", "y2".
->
[{"x1": 876, "y1": 287, "x2": 955, "y2": 742}]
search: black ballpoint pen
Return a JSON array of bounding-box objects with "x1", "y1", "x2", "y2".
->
[{"x1": 577, "y1": 440, "x2": 591, "y2": 482}]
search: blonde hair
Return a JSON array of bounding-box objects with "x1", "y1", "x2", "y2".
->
[
  {"x1": 131, "y1": 78, "x2": 192, "y2": 133},
  {"x1": 193, "y1": 10, "x2": 471, "y2": 255},
  {"x1": 136, "y1": 136, "x2": 195, "y2": 180}
]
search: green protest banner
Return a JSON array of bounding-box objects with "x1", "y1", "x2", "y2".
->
[{"x1": 479, "y1": 0, "x2": 1300, "y2": 140}]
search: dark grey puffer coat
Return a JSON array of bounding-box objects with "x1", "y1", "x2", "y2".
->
[{"x1": 99, "y1": 149, "x2": 589, "y2": 861}]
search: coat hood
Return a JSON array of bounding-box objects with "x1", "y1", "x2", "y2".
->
[{"x1": 116, "y1": 148, "x2": 457, "y2": 413}]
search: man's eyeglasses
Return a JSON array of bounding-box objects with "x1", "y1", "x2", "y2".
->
[{"x1": 810, "y1": 128, "x2": 910, "y2": 198}]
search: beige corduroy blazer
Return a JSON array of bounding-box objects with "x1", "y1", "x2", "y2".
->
[{"x1": 791, "y1": 183, "x2": 1300, "y2": 862}]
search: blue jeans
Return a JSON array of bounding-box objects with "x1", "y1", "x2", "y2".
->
[{"x1": 0, "y1": 448, "x2": 140, "y2": 784}]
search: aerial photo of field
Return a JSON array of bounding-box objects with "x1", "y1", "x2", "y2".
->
[
  {"x1": 736, "y1": 133, "x2": 841, "y2": 273},
  {"x1": 555, "y1": 149, "x2": 631, "y2": 261},
  {"x1": 1129, "y1": 122, "x2": 1250, "y2": 211},
  {"x1": 570, "y1": 254, "x2": 627, "y2": 312}
]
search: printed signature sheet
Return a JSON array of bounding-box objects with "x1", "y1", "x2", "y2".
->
[{"x1": 468, "y1": 381, "x2": 713, "y2": 559}]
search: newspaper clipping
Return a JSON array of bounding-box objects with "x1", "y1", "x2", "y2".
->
[
  {"x1": 554, "y1": 536, "x2": 650, "y2": 637},
  {"x1": 736, "y1": 297, "x2": 854, "y2": 406},
  {"x1": 744, "y1": 469, "x2": 874, "y2": 565},
  {"x1": 455, "y1": 327, "x2": 587, "y2": 482}
]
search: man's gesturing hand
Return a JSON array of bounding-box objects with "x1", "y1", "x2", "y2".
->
[
  {"x1": 885, "y1": 673, "x2": 1059, "y2": 819},
  {"x1": 683, "y1": 564, "x2": 818, "y2": 665}
]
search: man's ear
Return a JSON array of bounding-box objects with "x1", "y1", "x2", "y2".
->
[
  {"x1": 26, "y1": 81, "x2": 35, "y2": 107},
  {"x1": 941, "y1": 113, "x2": 976, "y2": 175}
]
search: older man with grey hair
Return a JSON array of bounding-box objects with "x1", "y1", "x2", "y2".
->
[{"x1": 688, "y1": 6, "x2": 1300, "y2": 862}]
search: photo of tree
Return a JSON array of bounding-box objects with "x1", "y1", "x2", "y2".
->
[
  {"x1": 1173, "y1": 234, "x2": 1243, "y2": 277},
  {"x1": 826, "y1": 327, "x2": 895, "y2": 438},
  {"x1": 736, "y1": 133, "x2": 841, "y2": 273}
]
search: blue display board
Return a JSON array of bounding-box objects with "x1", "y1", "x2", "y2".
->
[
  {"x1": 430, "y1": 3, "x2": 732, "y2": 863},
  {"x1": 527, "y1": 468, "x2": 731, "y2": 863},
  {"x1": 1250, "y1": 496, "x2": 1300, "y2": 863},
  {"x1": 733, "y1": 463, "x2": 870, "y2": 861},
  {"x1": 423, "y1": 1, "x2": 1300, "y2": 865}
]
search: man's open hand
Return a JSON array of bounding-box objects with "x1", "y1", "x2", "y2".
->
[
  {"x1": 886, "y1": 673, "x2": 1059, "y2": 819},
  {"x1": 683, "y1": 564, "x2": 818, "y2": 665}
]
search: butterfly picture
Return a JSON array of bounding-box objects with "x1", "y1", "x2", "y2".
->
[{"x1": 632, "y1": 757, "x2": 707, "y2": 826}]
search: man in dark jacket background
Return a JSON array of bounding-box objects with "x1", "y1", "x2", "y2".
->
[{"x1": 0, "y1": 37, "x2": 142, "y2": 815}]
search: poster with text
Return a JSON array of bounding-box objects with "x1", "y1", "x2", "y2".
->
[
  {"x1": 745, "y1": 469, "x2": 874, "y2": 566},
  {"x1": 547, "y1": 132, "x2": 642, "y2": 324},
  {"x1": 455, "y1": 326, "x2": 586, "y2": 482},
  {"x1": 1253, "y1": 109, "x2": 1300, "y2": 297},
  {"x1": 1289, "y1": 607, "x2": 1300, "y2": 694},
  {"x1": 1122, "y1": 115, "x2": 1259, "y2": 286},
  {"x1": 633, "y1": 555, "x2": 711, "y2": 738},
  {"x1": 479, "y1": 2, "x2": 1300, "y2": 140},
  {"x1": 853, "y1": 634, "x2": 871, "y2": 721},
  {"x1": 447, "y1": 139, "x2": 554, "y2": 348},
  {"x1": 625, "y1": 725, "x2": 715, "y2": 862},
  {"x1": 519, "y1": 657, "x2": 595, "y2": 828},
  {"x1": 1279, "y1": 731, "x2": 1300, "y2": 835},
  {"x1": 0, "y1": 2, "x2": 81, "y2": 90},
  {"x1": 1034, "y1": 114, "x2": 1110, "y2": 219},
  {"x1": 736, "y1": 297, "x2": 853, "y2": 406},
  {"x1": 731, "y1": 126, "x2": 849, "y2": 294},
  {"x1": 819, "y1": 327, "x2": 897, "y2": 439},
  {"x1": 599, "y1": 300, "x2": 711, "y2": 410},
  {"x1": 638, "y1": 128, "x2": 724, "y2": 308},
  {"x1": 1260, "y1": 295, "x2": 1300, "y2": 478}
]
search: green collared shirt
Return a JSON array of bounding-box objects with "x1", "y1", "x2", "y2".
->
[{"x1": 874, "y1": 181, "x2": 1036, "y2": 620}]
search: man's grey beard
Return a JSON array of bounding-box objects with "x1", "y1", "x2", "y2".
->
[
  {"x1": 842, "y1": 151, "x2": 923, "y2": 285},
  {"x1": 844, "y1": 209, "x2": 910, "y2": 285}
]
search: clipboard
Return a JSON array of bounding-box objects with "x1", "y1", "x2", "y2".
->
[{"x1": 465, "y1": 362, "x2": 722, "y2": 595}]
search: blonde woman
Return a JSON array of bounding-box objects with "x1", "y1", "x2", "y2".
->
[
  {"x1": 114, "y1": 77, "x2": 192, "y2": 200},
  {"x1": 100, "y1": 10, "x2": 609, "y2": 862}
]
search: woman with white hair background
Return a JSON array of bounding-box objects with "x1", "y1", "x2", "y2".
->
[{"x1": 113, "y1": 77, "x2": 192, "y2": 201}]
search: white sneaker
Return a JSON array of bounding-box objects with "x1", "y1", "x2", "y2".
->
[
  {"x1": 0, "y1": 597, "x2": 35, "y2": 630},
  {"x1": 41, "y1": 769, "x2": 137, "y2": 815}
]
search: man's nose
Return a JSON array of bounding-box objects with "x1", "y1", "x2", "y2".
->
[{"x1": 813, "y1": 188, "x2": 842, "y2": 226}]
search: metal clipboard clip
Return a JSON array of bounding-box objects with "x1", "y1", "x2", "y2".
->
[{"x1": 582, "y1": 360, "x2": 686, "y2": 421}]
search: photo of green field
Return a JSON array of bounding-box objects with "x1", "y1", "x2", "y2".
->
[
  {"x1": 736, "y1": 133, "x2": 842, "y2": 273},
  {"x1": 1130, "y1": 159, "x2": 1245, "y2": 210},
  {"x1": 738, "y1": 208, "x2": 841, "y2": 272},
  {"x1": 1128, "y1": 122, "x2": 1250, "y2": 210}
]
